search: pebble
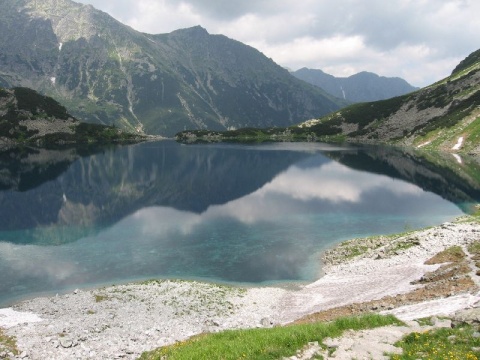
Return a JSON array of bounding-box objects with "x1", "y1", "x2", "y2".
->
[{"x1": 59, "y1": 337, "x2": 73, "y2": 349}]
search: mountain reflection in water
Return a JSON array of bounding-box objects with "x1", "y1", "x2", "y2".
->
[{"x1": 0, "y1": 141, "x2": 479, "y2": 306}]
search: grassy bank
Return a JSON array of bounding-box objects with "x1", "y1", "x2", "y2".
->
[{"x1": 139, "y1": 314, "x2": 400, "y2": 360}]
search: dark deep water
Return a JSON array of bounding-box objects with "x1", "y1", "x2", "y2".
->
[{"x1": 0, "y1": 140, "x2": 479, "y2": 306}]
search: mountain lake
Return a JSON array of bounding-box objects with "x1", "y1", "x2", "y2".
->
[{"x1": 0, "y1": 140, "x2": 478, "y2": 306}]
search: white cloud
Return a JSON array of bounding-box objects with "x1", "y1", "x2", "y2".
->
[
  {"x1": 247, "y1": 35, "x2": 368, "y2": 71},
  {"x1": 126, "y1": 1, "x2": 204, "y2": 34}
]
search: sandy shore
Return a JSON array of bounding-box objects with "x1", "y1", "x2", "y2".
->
[{"x1": 1, "y1": 219, "x2": 480, "y2": 359}]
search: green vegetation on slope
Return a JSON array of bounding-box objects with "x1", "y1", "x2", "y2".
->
[
  {"x1": 0, "y1": 87, "x2": 145, "y2": 145},
  {"x1": 452, "y1": 49, "x2": 480, "y2": 75},
  {"x1": 43, "y1": 123, "x2": 144, "y2": 145},
  {"x1": 139, "y1": 314, "x2": 400, "y2": 360},
  {"x1": 13, "y1": 87, "x2": 70, "y2": 120},
  {"x1": 391, "y1": 322, "x2": 480, "y2": 360},
  {"x1": 304, "y1": 49, "x2": 480, "y2": 151}
]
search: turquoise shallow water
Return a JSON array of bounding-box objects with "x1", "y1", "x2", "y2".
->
[{"x1": 0, "y1": 141, "x2": 475, "y2": 306}]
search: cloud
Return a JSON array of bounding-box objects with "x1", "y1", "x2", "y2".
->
[{"x1": 72, "y1": 0, "x2": 480, "y2": 86}]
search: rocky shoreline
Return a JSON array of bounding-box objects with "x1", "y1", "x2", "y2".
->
[{"x1": 1, "y1": 219, "x2": 480, "y2": 359}]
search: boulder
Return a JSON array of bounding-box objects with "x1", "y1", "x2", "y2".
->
[{"x1": 451, "y1": 308, "x2": 480, "y2": 327}]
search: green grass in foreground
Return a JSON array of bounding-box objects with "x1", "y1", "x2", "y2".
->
[
  {"x1": 139, "y1": 314, "x2": 400, "y2": 360},
  {"x1": 391, "y1": 323, "x2": 480, "y2": 360},
  {"x1": 0, "y1": 328, "x2": 19, "y2": 356}
]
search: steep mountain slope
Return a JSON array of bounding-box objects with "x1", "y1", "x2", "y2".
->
[
  {"x1": 0, "y1": 0, "x2": 344, "y2": 136},
  {"x1": 292, "y1": 68, "x2": 418, "y2": 102},
  {"x1": 298, "y1": 49, "x2": 480, "y2": 153},
  {"x1": 0, "y1": 87, "x2": 142, "y2": 146}
]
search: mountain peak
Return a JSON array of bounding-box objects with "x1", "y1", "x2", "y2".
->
[
  {"x1": 189, "y1": 25, "x2": 209, "y2": 33},
  {"x1": 171, "y1": 25, "x2": 209, "y2": 37},
  {"x1": 293, "y1": 68, "x2": 417, "y2": 103}
]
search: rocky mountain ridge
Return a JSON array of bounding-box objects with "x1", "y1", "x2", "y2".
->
[
  {"x1": 0, "y1": 0, "x2": 345, "y2": 136},
  {"x1": 292, "y1": 68, "x2": 418, "y2": 103}
]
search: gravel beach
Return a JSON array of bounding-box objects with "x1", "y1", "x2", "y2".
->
[{"x1": 1, "y1": 219, "x2": 480, "y2": 359}]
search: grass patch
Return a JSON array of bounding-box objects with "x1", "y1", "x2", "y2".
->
[
  {"x1": 468, "y1": 241, "x2": 480, "y2": 256},
  {"x1": 425, "y1": 246, "x2": 466, "y2": 265},
  {"x1": 139, "y1": 314, "x2": 401, "y2": 360},
  {"x1": 382, "y1": 235, "x2": 421, "y2": 257},
  {"x1": 324, "y1": 230, "x2": 420, "y2": 265},
  {"x1": 0, "y1": 328, "x2": 19, "y2": 356},
  {"x1": 94, "y1": 294, "x2": 109, "y2": 303},
  {"x1": 335, "y1": 242, "x2": 372, "y2": 260},
  {"x1": 391, "y1": 323, "x2": 480, "y2": 360}
]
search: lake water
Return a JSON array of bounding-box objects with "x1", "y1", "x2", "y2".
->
[{"x1": 0, "y1": 141, "x2": 478, "y2": 306}]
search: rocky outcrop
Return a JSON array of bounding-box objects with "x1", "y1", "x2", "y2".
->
[{"x1": 451, "y1": 307, "x2": 480, "y2": 327}]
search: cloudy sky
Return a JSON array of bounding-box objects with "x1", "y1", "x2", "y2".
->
[{"x1": 76, "y1": 0, "x2": 479, "y2": 87}]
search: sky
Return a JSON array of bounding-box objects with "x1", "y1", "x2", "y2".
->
[{"x1": 76, "y1": 0, "x2": 480, "y2": 87}]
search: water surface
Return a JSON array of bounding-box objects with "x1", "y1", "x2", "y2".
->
[{"x1": 0, "y1": 141, "x2": 478, "y2": 306}]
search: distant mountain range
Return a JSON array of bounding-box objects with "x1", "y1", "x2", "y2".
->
[
  {"x1": 292, "y1": 68, "x2": 418, "y2": 103},
  {"x1": 0, "y1": 0, "x2": 345, "y2": 136}
]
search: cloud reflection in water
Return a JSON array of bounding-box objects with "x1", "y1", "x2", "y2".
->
[{"x1": 0, "y1": 154, "x2": 461, "y2": 305}]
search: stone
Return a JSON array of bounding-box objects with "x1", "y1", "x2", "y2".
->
[
  {"x1": 59, "y1": 337, "x2": 73, "y2": 348},
  {"x1": 433, "y1": 318, "x2": 452, "y2": 328},
  {"x1": 451, "y1": 308, "x2": 480, "y2": 327},
  {"x1": 204, "y1": 319, "x2": 219, "y2": 327},
  {"x1": 260, "y1": 317, "x2": 273, "y2": 327}
]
